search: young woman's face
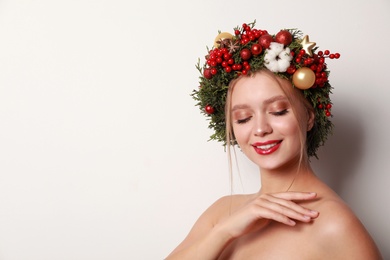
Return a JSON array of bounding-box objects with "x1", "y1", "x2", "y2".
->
[{"x1": 231, "y1": 72, "x2": 307, "y2": 171}]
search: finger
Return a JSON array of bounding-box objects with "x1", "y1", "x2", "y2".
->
[
  {"x1": 267, "y1": 192, "x2": 319, "y2": 217},
  {"x1": 254, "y1": 205, "x2": 299, "y2": 226},
  {"x1": 255, "y1": 198, "x2": 316, "y2": 223},
  {"x1": 271, "y1": 191, "x2": 317, "y2": 201},
  {"x1": 262, "y1": 194, "x2": 319, "y2": 218}
]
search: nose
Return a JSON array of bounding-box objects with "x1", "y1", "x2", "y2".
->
[{"x1": 254, "y1": 115, "x2": 272, "y2": 137}]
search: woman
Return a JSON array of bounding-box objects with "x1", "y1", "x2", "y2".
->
[{"x1": 166, "y1": 22, "x2": 382, "y2": 259}]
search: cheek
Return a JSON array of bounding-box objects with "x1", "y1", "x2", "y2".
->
[
  {"x1": 274, "y1": 117, "x2": 300, "y2": 136},
  {"x1": 232, "y1": 124, "x2": 251, "y2": 144}
]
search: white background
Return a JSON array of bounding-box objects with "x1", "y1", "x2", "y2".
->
[{"x1": 0, "y1": 0, "x2": 389, "y2": 259}]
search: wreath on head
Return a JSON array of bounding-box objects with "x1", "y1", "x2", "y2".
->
[{"x1": 191, "y1": 21, "x2": 340, "y2": 158}]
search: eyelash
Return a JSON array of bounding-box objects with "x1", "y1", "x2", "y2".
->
[
  {"x1": 235, "y1": 109, "x2": 288, "y2": 124},
  {"x1": 271, "y1": 109, "x2": 289, "y2": 116},
  {"x1": 236, "y1": 117, "x2": 251, "y2": 124}
]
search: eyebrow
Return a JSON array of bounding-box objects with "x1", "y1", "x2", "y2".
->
[
  {"x1": 231, "y1": 95, "x2": 287, "y2": 112},
  {"x1": 263, "y1": 95, "x2": 288, "y2": 105}
]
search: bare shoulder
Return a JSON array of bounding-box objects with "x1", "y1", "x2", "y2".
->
[
  {"x1": 204, "y1": 193, "x2": 253, "y2": 224},
  {"x1": 191, "y1": 193, "x2": 252, "y2": 230},
  {"x1": 169, "y1": 194, "x2": 251, "y2": 253},
  {"x1": 313, "y1": 198, "x2": 382, "y2": 259}
]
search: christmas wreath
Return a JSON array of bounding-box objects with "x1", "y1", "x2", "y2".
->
[{"x1": 191, "y1": 21, "x2": 340, "y2": 157}]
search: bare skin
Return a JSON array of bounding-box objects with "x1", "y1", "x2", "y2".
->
[
  {"x1": 166, "y1": 170, "x2": 381, "y2": 259},
  {"x1": 166, "y1": 71, "x2": 382, "y2": 259}
]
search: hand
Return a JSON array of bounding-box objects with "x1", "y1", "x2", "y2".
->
[{"x1": 216, "y1": 192, "x2": 319, "y2": 239}]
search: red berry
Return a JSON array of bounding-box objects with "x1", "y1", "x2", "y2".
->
[
  {"x1": 286, "y1": 65, "x2": 296, "y2": 74},
  {"x1": 203, "y1": 68, "x2": 212, "y2": 79},
  {"x1": 240, "y1": 48, "x2": 252, "y2": 60},
  {"x1": 251, "y1": 43, "x2": 263, "y2": 56},
  {"x1": 259, "y1": 34, "x2": 274, "y2": 49},
  {"x1": 275, "y1": 30, "x2": 293, "y2": 46},
  {"x1": 205, "y1": 105, "x2": 215, "y2": 114}
]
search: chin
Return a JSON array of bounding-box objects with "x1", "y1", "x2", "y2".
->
[{"x1": 251, "y1": 153, "x2": 301, "y2": 171}]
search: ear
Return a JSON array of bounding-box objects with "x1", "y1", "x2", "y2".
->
[{"x1": 307, "y1": 110, "x2": 315, "y2": 131}]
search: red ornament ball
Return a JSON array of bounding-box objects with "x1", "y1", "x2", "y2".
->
[
  {"x1": 251, "y1": 43, "x2": 263, "y2": 56},
  {"x1": 259, "y1": 34, "x2": 274, "y2": 49},
  {"x1": 205, "y1": 105, "x2": 215, "y2": 114},
  {"x1": 203, "y1": 68, "x2": 212, "y2": 79},
  {"x1": 240, "y1": 48, "x2": 252, "y2": 60},
  {"x1": 275, "y1": 30, "x2": 293, "y2": 46}
]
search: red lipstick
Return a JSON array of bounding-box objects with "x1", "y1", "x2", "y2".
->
[{"x1": 252, "y1": 140, "x2": 282, "y2": 155}]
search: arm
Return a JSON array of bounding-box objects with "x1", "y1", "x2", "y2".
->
[{"x1": 166, "y1": 192, "x2": 319, "y2": 259}]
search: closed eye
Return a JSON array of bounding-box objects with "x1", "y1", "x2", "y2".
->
[
  {"x1": 271, "y1": 109, "x2": 289, "y2": 116},
  {"x1": 236, "y1": 117, "x2": 252, "y2": 124}
]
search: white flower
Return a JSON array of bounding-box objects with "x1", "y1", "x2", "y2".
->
[{"x1": 264, "y1": 42, "x2": 293, "y2": 73}]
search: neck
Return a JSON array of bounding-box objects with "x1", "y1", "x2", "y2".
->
[{"x1": 258, "y1": 159, "x2": 315, "y2": 194}]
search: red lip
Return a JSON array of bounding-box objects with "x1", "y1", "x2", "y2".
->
[{"x1": 252, "y1": 140, "x2": 282, "y2": 155}]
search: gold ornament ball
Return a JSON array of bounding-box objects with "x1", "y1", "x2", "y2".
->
[
  {"x1": 292, "y1": 67, "x2": 316, "y2": 89},
  {"x1": 214, "y1": 32, "x2": 233, "y2": 48}
]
